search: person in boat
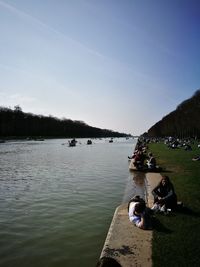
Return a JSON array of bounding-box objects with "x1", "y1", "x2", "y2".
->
[
  {"x1": 146, "y1": 152, "x2": 156, "y2": 170},
  {"x1": 128, "y1": 196, "x2": 152, "y2": 230},
  {"x1": 151, "y1": 175, "x2": 177, "y2": 212},
  {"x1": 69, "y1": 138, "x2": 77, "y2": 146},
  {"x1": 87, "y1": 139, "x2": 92, "y2": 145}
]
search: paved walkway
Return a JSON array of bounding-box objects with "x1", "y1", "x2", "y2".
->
[{"x1": 99, "y1": 172, "x2": 162, "y2": 267}]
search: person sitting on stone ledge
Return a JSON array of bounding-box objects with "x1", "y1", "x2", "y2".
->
[
  {"x1": 128, "y1": 195, "x2": 152, "y2": 230},
  {"x1": 128, "y1": 150, "x2": 137, "y2": 160},
  {"x1": 133, "y1": 150, "x2": 146, "y2": 169},
  {"x1": 146, "y1": 152, "x2": 157, "y2": 170}
]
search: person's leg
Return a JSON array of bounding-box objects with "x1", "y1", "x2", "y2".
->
[
  {"x1": 165, "y1": 194, "x2": 177, "y2": 210},
  {"x1": 143, "y1": 209, "x2": 153, "y2": 229}
]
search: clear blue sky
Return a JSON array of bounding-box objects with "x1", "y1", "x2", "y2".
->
[{"x1": 0, "y1": 0, "x2": 200, "y2": 135}]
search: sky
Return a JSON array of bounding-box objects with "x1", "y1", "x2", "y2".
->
[{"x1": 0, "y1": 0, "x2": 200, "y2": 135}]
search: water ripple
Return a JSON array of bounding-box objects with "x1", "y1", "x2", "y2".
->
[{"x1": 0, "y1": 138, "x2": 136, "y2": 267}]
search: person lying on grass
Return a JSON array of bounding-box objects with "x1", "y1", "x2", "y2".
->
[
  {"x1": 128, "y1": 196, "x2": 152, "y2": 229},
  {"x1": 151, "y1": 175, "x2": 177, "y2": 213}
]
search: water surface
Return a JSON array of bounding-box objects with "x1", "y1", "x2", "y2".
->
[{"x1": 0, "y1": 138, "x2": 139, "y2": 267}]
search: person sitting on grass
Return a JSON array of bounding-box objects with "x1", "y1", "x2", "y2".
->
[
  {"x1": 151, "y1": 175, "x2": 177, "y2": 213},
  {"x1": 146, "y1": 152, "x2": 157, "y2": 170},
  {"x1": 128, "y1": 196, "x2": 152, "y2": 229}
]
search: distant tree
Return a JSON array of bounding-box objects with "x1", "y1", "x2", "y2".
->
[
  {"x1": 14, "y1": 105, "x2": 22, "y2": 113},
  {"x1": 147, "y1": 89, "x2": 200, "y2": 138},
  {"x1": 0, "y1": 105, "x2": 129, "y2": 138}
]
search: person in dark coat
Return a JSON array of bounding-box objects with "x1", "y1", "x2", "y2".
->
[{"x1": 152, "y1": 175, "x2": 177, "y2": 212}]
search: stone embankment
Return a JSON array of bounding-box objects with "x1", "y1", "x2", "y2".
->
[{"x1": 99, "y1": 169, "x2": 162, "y2": 267}]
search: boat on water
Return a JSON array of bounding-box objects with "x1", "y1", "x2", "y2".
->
[
  {"x1": 109, "y1": 138, "x2": 113, "y2": 143},
  {"x1": 68, "y1": 139, "x2": 77, "y2": 147},
  {"x1": 87, "y1": 140, "x2": 92, "y2": 145}
]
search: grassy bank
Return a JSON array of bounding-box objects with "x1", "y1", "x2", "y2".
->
[{"x1": 148, "y1": 142, "x2": 200, "y2": 267}]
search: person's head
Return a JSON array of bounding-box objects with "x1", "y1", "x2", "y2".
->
[
  {"x1": 134, "y1": 201, "x2": 146, "y2": 215},
  {"x1": 161, "y1": 175, "x2": 170, "y2": 186},
  {"x1": 96, "y1": 257, "x2": 122, "y2": 267}
]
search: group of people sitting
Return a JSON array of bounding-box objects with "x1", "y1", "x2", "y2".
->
[
  {"x1": 129, "y1": 149, "x2": 157, "y2": 170},
  {"x1": 128, "y1": 175, "x2": 177, "y2": 229}
]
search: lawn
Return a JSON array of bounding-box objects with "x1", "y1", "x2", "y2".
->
[{"x1": 148, "y1": 142, "x2": 200, "y2": 267}]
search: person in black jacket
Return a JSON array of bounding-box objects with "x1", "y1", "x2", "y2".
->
[{"x1": 152, "y1": 175, "x2": 177, "y2": 212}]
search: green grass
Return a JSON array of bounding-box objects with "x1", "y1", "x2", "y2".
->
[{"x1": 148, "y1": 142, "x2": 200, "y2": 267}]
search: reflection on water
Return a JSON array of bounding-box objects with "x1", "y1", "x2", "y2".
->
[
  {"x1": 132, "y1": 172, "x2": 146, "y2": 200},
  {"x1": 122, "y1": 171, "x2": 146, "y2": 203},
  {"x1": 0, "y1": 138, "x2": 136, "y2": 267}
]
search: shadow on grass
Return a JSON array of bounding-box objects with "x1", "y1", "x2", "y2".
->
[
  {"x1": 175, "y1": 206, "x2": 200, "y2": 217},
  {"x1": 150, "y1": 206, "x2": 200, "y2": 234},
  {"x1": 151, "y1": 217, "x2": 173, "y2": 234},
  {"x1": 147, "y1": 209, "x2": 173, "y2": 233}
]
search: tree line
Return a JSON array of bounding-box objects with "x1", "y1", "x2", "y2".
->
[
  {"x1": 146, "y1": 89, "x2": 200, "y2": 138},
  {"x1": 0, "y1": 106, "x2": 130, "y2": 139}
]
